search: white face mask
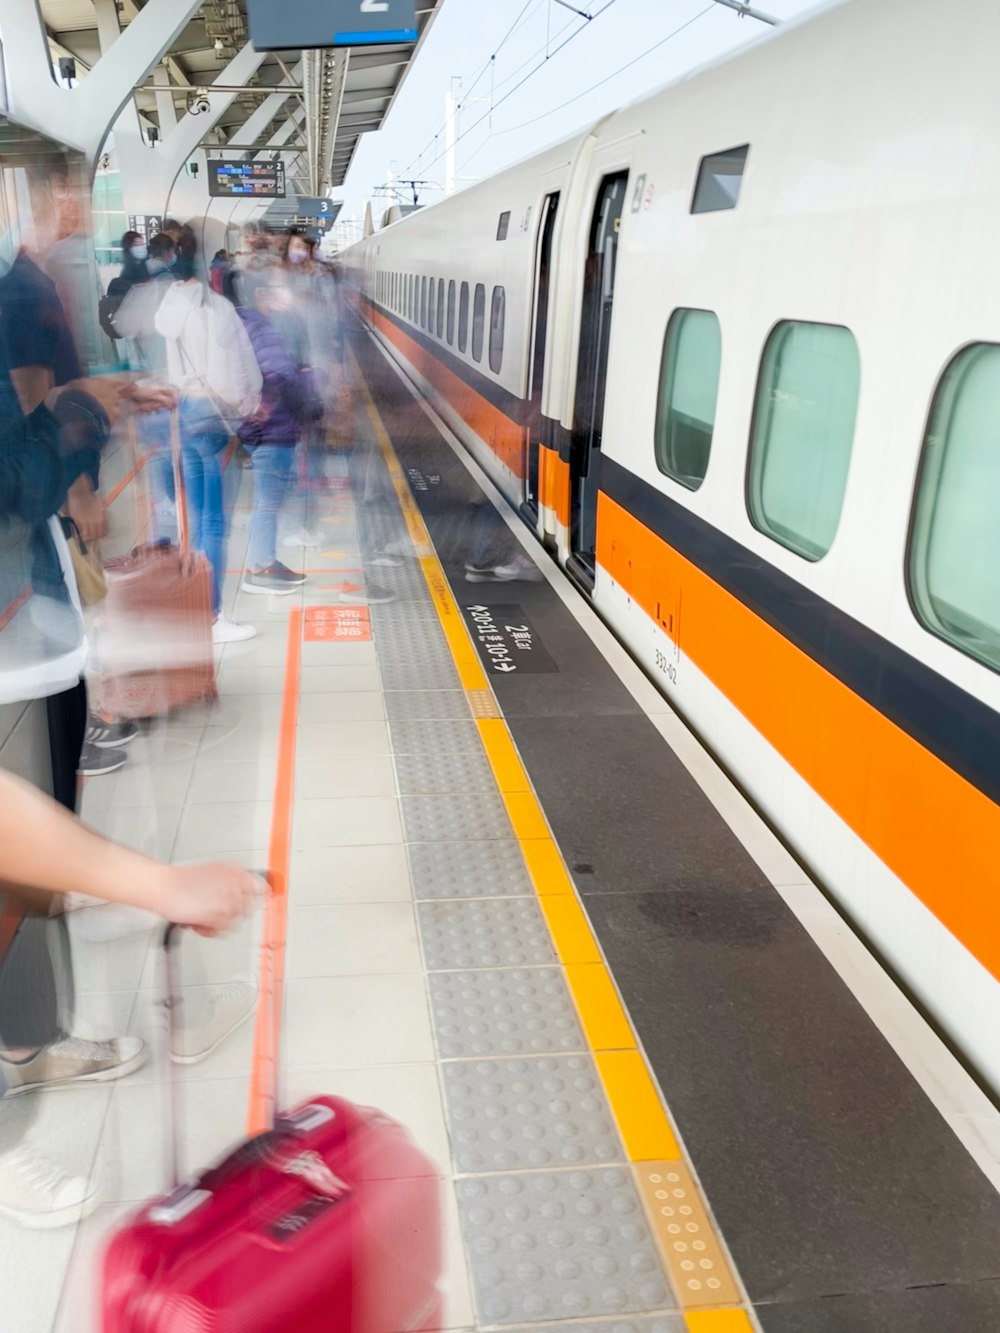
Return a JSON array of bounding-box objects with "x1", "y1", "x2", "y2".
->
[
  {"x1": 131, "y1": 244, "x2": 148, "y2": 261},
  {"x1": 288, "y1": 249, "x2": 308, "y2": 265}
]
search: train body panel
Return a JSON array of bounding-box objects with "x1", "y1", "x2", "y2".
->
[{"x1": 346, "y1": 0, "x2": 1000, "y2": 1091}]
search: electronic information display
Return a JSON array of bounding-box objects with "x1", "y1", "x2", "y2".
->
[
  {"x1": 208, "y1": 160, "x2": 286, "y2": 198},
  {"x1": 246, "y1": 0, "x2": 418, "y2": 51}
]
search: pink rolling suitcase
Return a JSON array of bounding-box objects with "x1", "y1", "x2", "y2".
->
[{"x1": 101, "y1": 927, "x2": 443, "y2": 1332}]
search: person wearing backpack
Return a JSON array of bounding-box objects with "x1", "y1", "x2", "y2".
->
[
  {"x1": 98, "y1": 230, "x2": 149, "y2": 348},
  {"x1": 151, "y1": 225, "x2": 262, "y2": 643}
]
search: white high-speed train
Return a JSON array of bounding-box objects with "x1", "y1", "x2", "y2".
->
[{"x1": 346, "y1": 0, "x2": 1000, "y2": 1092}]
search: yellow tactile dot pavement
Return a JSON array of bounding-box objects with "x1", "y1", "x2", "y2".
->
[{"x1": 638, "y1": 1163, "x2": 741, "y2": 1309}]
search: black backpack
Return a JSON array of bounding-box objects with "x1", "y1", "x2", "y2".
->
[{"x1": 98, "y1": 276, "x2": 129, "y2": 340}]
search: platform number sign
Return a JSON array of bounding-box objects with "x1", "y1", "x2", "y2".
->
[{"x1": 246, "y1": 0, "x2": 418, "y2": 51}]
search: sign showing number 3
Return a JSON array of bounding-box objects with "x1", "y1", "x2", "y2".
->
[{"x1": 360, "y1": 0, "x2": 389, "y2": 11}]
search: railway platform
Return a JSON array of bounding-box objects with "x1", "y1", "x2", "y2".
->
[{"x1": 6, "y1": 326, "x2": 1000, "y2": 1333}]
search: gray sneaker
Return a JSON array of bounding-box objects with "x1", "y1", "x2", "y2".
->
[
  {"x1": 171, "y1": 981, "x2": 257, "y2": 1065},
  {"x1": 0, "y1": 1141, "x2": 98, "y2": 1229},
  {"x1": 0, "y1": 1035, "x2": 146, "y2": 1096}
]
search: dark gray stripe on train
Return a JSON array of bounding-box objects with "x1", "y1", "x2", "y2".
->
[
  {"x1": 354, "y1": 328, "x2": 1000, "y2": 1333},
  {"x1": 601, "y1": 453, "x2": 1000, "y2": 809}
]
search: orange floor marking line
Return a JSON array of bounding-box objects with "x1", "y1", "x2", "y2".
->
[
  {"x1": 595, "y1": 1050, "x2": 681, "y2": 1161},
  {"x1": 564, "y1": 963, "x2": 636, "y2": 1051},
  {"x1": 102, "y1": 453, "x2": 147, "y2": 508},
  {"x1": 538, "y1": 893, "x2": 602, "y2": 965},
  {"x1": 519, "y1": 838, "x2": 576, "y2": 895},
  {"x1": 685, "y1": 1312, "x2": 756, "y2": 1333},
  {"x1": 247, "y1": 606, "x2": 302, "y2": 1135}
]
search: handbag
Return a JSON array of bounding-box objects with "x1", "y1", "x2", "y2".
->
[{"x1": 61, "y1": 516, "x2": 107, "y2": 606}]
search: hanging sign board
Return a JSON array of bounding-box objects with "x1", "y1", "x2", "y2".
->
[
  {"x1": 295, "y1": 197, "x2": 341, "y2": 221},
  {"x1": 208, "y1": 160, "x2": 286, "y2": 198},
  {"x1": 246, "y1": 0, "x2": 418, "y2": 51}
]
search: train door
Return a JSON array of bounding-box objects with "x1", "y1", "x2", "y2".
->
[
  {"x1": 568, "y1": 170, "x2": 628, "y2": 585},
  {"x1": 522, "y1": 192, "x2": 560, "y2": 519}
]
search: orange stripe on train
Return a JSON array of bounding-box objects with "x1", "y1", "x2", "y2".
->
[
  {"x1": 596, "y1": 492, "x2": 1000, "y2": 985},
  {"x1": 372, "y1": 309, "x2": 526, "y2": 479}
]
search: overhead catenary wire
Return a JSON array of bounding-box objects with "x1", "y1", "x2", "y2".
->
[
  {"x1": 459, "y1": 1, "x2": 716, "y2": 170},
  {"x1": 415, "y1": 0, "x2": 620, "y2": 181},
  {"x1": 397, "y1": 0, "x2": 545, "y2": 179}
]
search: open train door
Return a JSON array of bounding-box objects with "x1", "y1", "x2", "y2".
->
[
  {"x1": 522, "y1": 191, "x2": 560, "y2": 522},
  {"x1": 567, "y1": 170, "x2": 628, "y2": 587}
]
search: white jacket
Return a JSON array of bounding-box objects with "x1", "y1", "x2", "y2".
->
[{"x1": 154, "y1": 280, "x2": 261, "y2": 419}]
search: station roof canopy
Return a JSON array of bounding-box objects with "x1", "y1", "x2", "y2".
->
[{"x1": 40, "y1": 0, "x2": 445, "y2": 192}]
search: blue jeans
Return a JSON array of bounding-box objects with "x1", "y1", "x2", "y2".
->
[
  {"x1": 247, "y1": 445, "x2": 296, "y2": 570},
  {"x1": 144, "y1": 400, "x2": 230, "y2": 616}
]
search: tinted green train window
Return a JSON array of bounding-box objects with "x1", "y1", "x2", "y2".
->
[
  {"x1": 747, "y1": 321, "x2": 860, "y2": 561},
  {"x1": 909, "y1": 344, "x2": 1000, "y2": 673},
  {"x1": 655, "y1": 309, "x2": 721, "y2": 491}
]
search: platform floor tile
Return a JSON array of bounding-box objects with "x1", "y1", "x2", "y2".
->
[
  {"x1": 384, "y1": 690, "x2": 473, "y2": 722},
  {"x1": 430, "y1": 968, "x2": 586, "y2": 1059},
  {"x1": 457, "y1": 1168, "x2": 673, "y2": 1325},
  {"x1": 442, "y1": 1054, "x2": 624, "y2": 1173},
  {"x1": 395, "y1": 749, "x2": 500, "y2": 795},
  {"x1": 419, "y1": 898, "x2": 556, "y2": 971},
  {"x1": 401, "y1": 791, "x2": 513, "y2": 843},
  {"x1": 407, "y1": 839, "x2": 533, "y2": 899},
  {"x1": 389, "y1": 718, "x2": 486, "y2": 755}
]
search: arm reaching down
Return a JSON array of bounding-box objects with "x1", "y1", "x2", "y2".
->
[{"x1": 0, "y1": 770, "x2": 262, "y2": 936}]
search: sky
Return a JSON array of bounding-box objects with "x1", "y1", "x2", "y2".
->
[{"x1": 335, "y1": 0, "x2": 824, "y2": 241}]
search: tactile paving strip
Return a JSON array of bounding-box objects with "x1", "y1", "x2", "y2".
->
[
  {"x1": 389, "y1": 719, "x2": 485, "y2": 754},
  {"x1": 443, "y1": 1054, "x2": 624, "y2": 1173},
  {"x1": 370, "y1": 602, "x2": 444, "y2": 634},
  {"x1": 457, "y1": 1168, "x2": 672, "y2": 1325},
  {"x1": 636, "y1": 1162, "x2": 741, "y2": 1309},
  {"x1": 372, "y1": 615, "x2": 449, "y2": 656},
  {"x1": 419, "y1": 898, "x2": 555, "y2": 971},
  {"x1": 503, "y1": 1316, "x2": 685, "y2": 1333},
  {"x1": 407, "y1": 839, "x2": 533, "y2": 899},
  {"x1": 395, "y1": 749, "x2": 499, "y2": 795},
  {"x1": 379, "y1": 652, "x2": 460, "y2": 692},
  {"x1": 430, "y1": 967, "x2": 585, "y2": 1058},
  {"x1": 384, "y1": 691, "x2": 473, "y2": 723},
  {"x1": 401, "y1": 791, "x2": 512, "y2": 843}
]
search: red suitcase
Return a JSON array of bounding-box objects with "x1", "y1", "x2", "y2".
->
[
  {"x1": 90, "y1": 409, "x2": 216, "y2": 720},
  {"x1": 101, "y1": 928, "x2": 443, "y2": 1332}
]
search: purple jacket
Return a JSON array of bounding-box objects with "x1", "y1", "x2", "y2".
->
[{"x1": 236, "y1": 308, "x2": 320, "y2": 445}]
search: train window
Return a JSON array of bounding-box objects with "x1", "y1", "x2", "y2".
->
[
  {"x1": 497, "y1": 211, "x2": 510, "y2": 241},
  {"x1": 447, "y1": 280, "x2": 456, "y2": 345},
  {"x1": 691, "y1": 144, "x2": 749, "y2": 214},
  {"x1": 437, "y1": 278, "x2": 445, "y2": 338},
  {"x1": 410, "y1": 275, "x2": 416, "y2": 321},
  {"x1": 472, "y1": 283, "x2": 486, "y2": 363},
  {"x1": 489, "y1": 286, "x2": 505, "y2": 374},
  {"x1": 655, "y1": 309, "x2": 721, "y2": 491},
  {"x1": 747, "y1": 321, "x2": 859, "y2": 561},
  {"x1": 908, "y1": 344, "x2": 1000, "y2": 673},
  {"x1": 421, "y1": 276, "x2": 428, "y2": 329},
  {"x1": 458, "y1": 281, "x2": 470, "y2": 353}
]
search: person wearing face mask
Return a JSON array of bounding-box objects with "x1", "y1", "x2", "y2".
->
[{"x1": 112, "y1": 231, "x2": 149, "y2": 295}]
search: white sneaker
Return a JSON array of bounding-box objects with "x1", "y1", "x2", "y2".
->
[
  {"x1": 492, "y1": 554, "x2": 544, "y2": 582},
  {"x1": 0, "y1": 1141, "x2": 99, "y2": 1229},
  {"x1": 0, "y1": 1035, "x2": 147, "y2": 1095},
  {"x1": 213, "y1": 614, "x2": 258, "y2": 644},
  {"x1": 171, "y1": 981, "x2": 257, "y2": 1065},
  {"x1": 282, "y1": 530, "x2": 321, "y2": 550}
]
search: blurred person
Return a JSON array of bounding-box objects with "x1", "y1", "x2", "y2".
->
[
  {"x1": 236, "y1": 265, "x2": 321, "y2": 593},
  {"x1": 115, "y1": 232, "x2": 179, "y2": 524},
  {"x1": 152, "y1": 223, "x2": 262, "y2": 642},
  {"x1": 111, "y1": 229, "x2": 149, "y2": 295},
  {"x1": 209, "y1": 248, "x2": 236, "y2": 304},
  {"x1": 0, "y1": 180, "x2": 178, "y2": 772},
  {"x1": 0, "y1": 767, "x2": 261, "y2": 1227}
]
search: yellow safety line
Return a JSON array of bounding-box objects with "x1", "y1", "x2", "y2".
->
[{"x1": 352, "y1": 349, "x2": 754, "y2": 1329}]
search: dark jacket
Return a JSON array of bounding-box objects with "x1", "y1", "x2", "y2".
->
[{"x1": 236, "y1": 308, "x2": 321, "y2": 446}]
